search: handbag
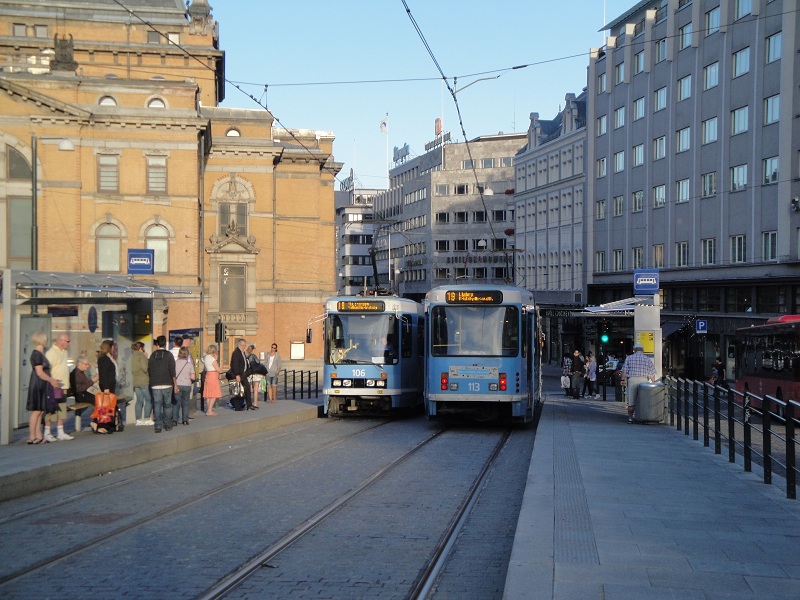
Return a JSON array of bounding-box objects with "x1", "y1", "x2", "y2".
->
[
  {"x1": 45, "y1": 382, "x2": 60, "y2": 414},
  {"x1": 229, "y1": 381, "x2": 244, "y2": 397},
  {"x1": 560, "y1": 375, "x2": 570, "y2": 389}
]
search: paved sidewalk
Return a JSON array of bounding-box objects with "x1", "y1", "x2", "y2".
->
[
  {"x1": 504, "y1": 366, "x2": 800, "y2": 599},
  {"x1": 0, "y1": 395, "x2": 321, "y2": 502}
]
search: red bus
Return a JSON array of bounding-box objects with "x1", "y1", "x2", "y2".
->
[{"x1": 735, "y1": 315, "x2": 800, "y2": 412}]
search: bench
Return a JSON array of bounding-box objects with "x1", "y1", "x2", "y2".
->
[{"x1": 66, "y1": 397, "x2": 131, "y2": 432}]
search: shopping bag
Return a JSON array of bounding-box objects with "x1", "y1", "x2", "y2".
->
[{"x1": 560, "y1": 375, "x2": 570, "y2": 388}]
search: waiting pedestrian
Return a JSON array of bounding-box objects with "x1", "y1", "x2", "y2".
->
[
  {"x1": 265, "y1": 343, "x2": 282, "y2": 404},
  {"x1": 131, "y1": 342, "x2": 153, "y2": 426},
  {"x1": 148, "y1": 335, "x2": 178, "y2": 433},
  {"x1": 620, "y1": 342, "x2": 657, "y2": 423},
  {"x1": 26, "y1": 332, "x2": 58, "y2": 444},
  {"x1": 246, "y1": 344, "x2": 263, "y2": 409},
  {"x1": 570, "y1": 349, "x2": 585, "y2": 400},
  {"x1": 202, "y1": 344, "x2": 222, "y2": 416},
  {"x1": 229, "y1": 338, "x2": 253, "y2": 410},
  {"x1": 174, "y1": 347, "x2": 196, "y2": 425},
  {"x1": 43, "y1": 333, "x2": 74, "y2": 441},
  {"x1": 561, "y1": 352, "x2": 573, "y2": 397}
]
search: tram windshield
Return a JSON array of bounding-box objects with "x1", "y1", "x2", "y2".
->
[
  {"x1": 325, "y1": 313, "x2": 399, "y2": 365},
  {"x1": 431, "y1": 305, "x2": 519, "y2": 357}
]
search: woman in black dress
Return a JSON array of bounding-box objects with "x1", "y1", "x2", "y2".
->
[{"x1": 26, "y1": 331, "x2": 61, "y2": 444}]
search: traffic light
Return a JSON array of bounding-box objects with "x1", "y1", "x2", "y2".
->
[
  {"x1": 214, "y1": 320, "x2": 226, "y2": 343},
  {"x1": 599, "y1": 321, "x2": 611, "y2": 345}
]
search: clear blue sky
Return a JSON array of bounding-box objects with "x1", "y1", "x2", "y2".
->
[{"x1": 212, "y1": 0, "x2": 633, "y2": 190}]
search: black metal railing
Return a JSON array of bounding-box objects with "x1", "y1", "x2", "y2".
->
[
  {"x1": 281, "y1": 370, "x2": 319, "y2": 400},
  {"x1": 665, "y1": 377, "x2": 798, "y2": 500}
]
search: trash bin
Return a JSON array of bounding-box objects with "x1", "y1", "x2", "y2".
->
[{"x1": 635, "y1": 381, "x2": 666, "y2": 423}]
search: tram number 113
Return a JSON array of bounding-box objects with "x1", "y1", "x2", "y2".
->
[{"x1": 468, "y1": 382, "x2": 480, "y2": 392}]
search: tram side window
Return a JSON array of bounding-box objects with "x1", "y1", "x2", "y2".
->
[
  {"x1": 501, "y1": 307, "x2": 519, "y2": 357},
  {"x1": 401, "y1": 315, "x2": 412, "y2": 358},
  {"x1": 417, "y1": 317, "x2": 425, "y2": 358},
  {"x1": 431, "y1": 309, "x2": 448, "y2": 356}
]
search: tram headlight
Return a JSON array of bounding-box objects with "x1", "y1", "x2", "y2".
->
[
  {"x1": 332, "y1": 379, "x2": 342, "y2": 387},
  {"x1": 366, "y1": 379, "x2": 375, "y2": 387},
  {"x1": 342, "y1": 379, "x2": 353, "y2": 387},
  {"x1": 375, "y1": 379, "x2": 386, "y2": 388}
]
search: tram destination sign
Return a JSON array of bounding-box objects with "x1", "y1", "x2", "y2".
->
[
  {"x1": 445, "y1": 290, "x2": 503, "y2": 305},
  {"x1": 337, "y1": 300, "x2": 385, "y2": 312}
]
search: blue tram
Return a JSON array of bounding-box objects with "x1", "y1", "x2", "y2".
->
[
  {"x1": 424, "y1": 285, "x2": 541, "y2": 424},
  {"x1": 322, "y1": 296, "x2": 425, "y2": 417}
]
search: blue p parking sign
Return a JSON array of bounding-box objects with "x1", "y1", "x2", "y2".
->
[
  {"x1": 128, "y1": 249, "x2": 155, "y2": 275},
  {"x1": 696, "y1": 319, "x2": 708, "y2": 334}
]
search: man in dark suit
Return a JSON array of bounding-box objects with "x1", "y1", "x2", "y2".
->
[{"x1": 229, "y1": 338, "x2": 252, "y2": 410}]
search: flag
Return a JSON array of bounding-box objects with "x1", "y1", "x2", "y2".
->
[{"x1": 380, "y1": 113, "x2": 388, "y2": 134}]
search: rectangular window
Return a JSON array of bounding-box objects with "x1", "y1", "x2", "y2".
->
[
  {"x1": 12, "y1": 23, "x2": 26, "y2": 37},
  {"x1": 735, "y1": 0, "x2": 751, "y2": 20},
  {"x1": 147, "y1": 31, "x2": 161, "y2": 44},
  {"x1": 703, "y1": 62, "x2": 719, "y2": 89},
  {"x1": 435, "y1": 240, "x2": 449, "y2": 252},
  {"x1": 733, "y1": 47, "x2": 750, "y2": 77},
  {"x1": 472, "y1": 210, "x2": 487, "y2": 223},
  {"x1": 454, "y1": 184, "x2": 468, "y2": 195},
  {"x1": 632, "y1": 190, "x2": 644, "y2": 212},
  {"x1": 731, "y1": 106, "x2": 748, "y2": 135},
  {"x1": 435, "y1": 184, "x2": 449, "y2": 196},
  {"x1": 763, "y1": 156, "x2": 779, "y2": 185},
  {"x1": 219, "y1": 202, "x2": 247, "y2": 237},
  {"x1": 764, "y1": 94, "x2": 779, "y2": 124},
  {"x1": 762, "y1": 231, "x2": 777, "y2": 261},
  {"x1": 634, "y1": 51, "x2": 644, "y2": 74},
  {"x1": 702, "y1": 117, "x2": 717, "y2": 144},
  {"x1": 632, "y1": 144, "x2": 644, "y2": 167},
  {"x1": 595, "y1": 251, "x2": 606, "y2": 272},
  {"x1": 676, "y1": 178, "x2": 690, "y2": 203},
  {"x1": 653, "y1": 136, "x2": 666, "y2": 160},
  {"x1": 614, "y1": 106, "x2": 625, "y2": 128},
  {"x1": 701, "y1": 172, "x2": 717, "y2": 197},
  {"x1": 730, "y1": 164, "x2": 747, "y2": 191},
  {"x1": 613, "y1": 249, "x2": 624, "y2": 271},
  {"x1": 613, "y1": 195, "x2": 624, "y2": 216},
  {"x1": 676, "y1": 241, "x2": 689, "y2": 267},
  {"x1": 453, "y1": 211, "x2": 468, "y2": 223},
  {"x1": 653, "y1": 244, "x2": 664, "y2": 268},
  {"x1": 654, "y1": 87, "x2": 667, "y2": 111},
  {"x1": 219, "y1": 264, "x2": 246, "y2": 312},
  {"x1": 454, "y1": 239, "x2": 468, "y2": 252},
  {"x1": 632, "y1": 247, "x2": 644, "y2": 269},
  {"x1": 653, "y1": 184, "x2": 666, "y2": 208},
  {"x1": 614, "y1": 151, "x2": 625, "y2": 173},
  {"x1": 633, "y1": 97, "x2": 644, "y2": 120},
  {"x1": 676, "y1": 127, "x2": 691, "y2": 152},
  {"x1": 679, "y1": 23, "x2": 692, "y2": 50},
  {"x1": 481, "y1": 158, "x2": 494, "y2": 169},
  {"x1": 614, "y1": 62, "x2": 625, "y2": 85},
  {"x1": 701, "y1": 238, "x2": 716, "y2": 265},
  {"x1": 435, "y1": 212, "x2": 449, "y2": 224},
  {"x1": 500, "y1": 157, "x2": 513, "y2": 167},
  {"x1": 473, "y1": 267, "x2": 487, "y2": 280},
  {"x1": 462, "y1": 159, "x2": 475, "y2": 170},
  {"x1": 766, "y1": 32, "x2": 781, "y2": 63},
  {"x1": 596, "y1": 199, "x2": 606, "y2": 220},
  {"x1": 705, "y1": 7, "x2": 720, "y2": 35},
  {"x1": 472, "y1": 239, "x2": 487, "y2": 251},
  {"x1": 492, "y1": 210, "x2": 507, "y2": 222},
  {"x1": 8, "y1": 197, "x2": 32, "y2": 268},
  {"x1": 597, "y1": 72, "x2": 606, "y2": 93},
  {"x1": 730, "y1": 235, "x2": 746, "y2": 263},
  {"x1": 655, "y1": 38, "x2": 667, "y2": 62},
  {"x1": 597, "y1": 157, "x2": 607, "y2": 178},
  {"x1": 596, "y1": 115, "x2": 607, "y2": 135},
  {"x1": 677, "y1": 75, "x2": 691, "y2": 101},
  {"x1": 97, "y1": 154, "x2": 119, "y2": 192},
  {"x1": 435, "y1": 268, "x2": 450, "y2": 280},
  {"x1": 146, "y1": 155, "x2": 167, "y2": 193}
]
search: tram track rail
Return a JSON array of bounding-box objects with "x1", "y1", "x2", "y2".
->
[{"x1": 0, "y1": 419, "x2": 392, "y2": 588}]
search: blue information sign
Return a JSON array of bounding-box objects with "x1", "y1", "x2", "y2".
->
[
  {"x1": 696, "y1": 319, "x2": 708, "y2": 334},
  {"x1": 127, "y1": 249, "x2": 155, "y2": 275},
  {"x1": 633, "y1": 269, "x2": 659, "y2": 295}
]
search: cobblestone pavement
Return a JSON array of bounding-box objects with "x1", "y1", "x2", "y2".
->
[{"x1": 1, "y1": 414, "x2": 534, "y2": 599}]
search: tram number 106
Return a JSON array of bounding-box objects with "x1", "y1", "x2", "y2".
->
[{"x1": 353, "y1": 369, "x2": 366, "y2": 377}]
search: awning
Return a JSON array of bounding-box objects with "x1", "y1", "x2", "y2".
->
[
  {"x1": 661, "y1": 321, "x2": 686, "y2": 338},
  {"x1": 2, "y1": 270, "x2": 192, "y2": 301},
  {"x1": 582, "y1": 295, "x2": 655, "y2": 314}
]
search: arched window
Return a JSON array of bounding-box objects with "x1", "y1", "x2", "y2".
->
[
  {"x1": 98, "y1": 95, "x2": 117, "y2": 106},
  {"x1": 6, "y1": 145, "x2": 31, "y2": 180},
  {"x1": 226, "y1": 128, "x2": 241, "y2": 137},
  {"x1": 96, "y1": 223, "x2": 121, "y2": 272},
  {"x1": 147, "y1": 98, "x2": 166, "y2": 109},
  {"x1": 145, "y1": 224, "x2": 169, "y2": 273}
]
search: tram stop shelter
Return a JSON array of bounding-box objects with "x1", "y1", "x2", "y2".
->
[{"x1": 1, "y1": 269, "x2": 191, "y2": 445}]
